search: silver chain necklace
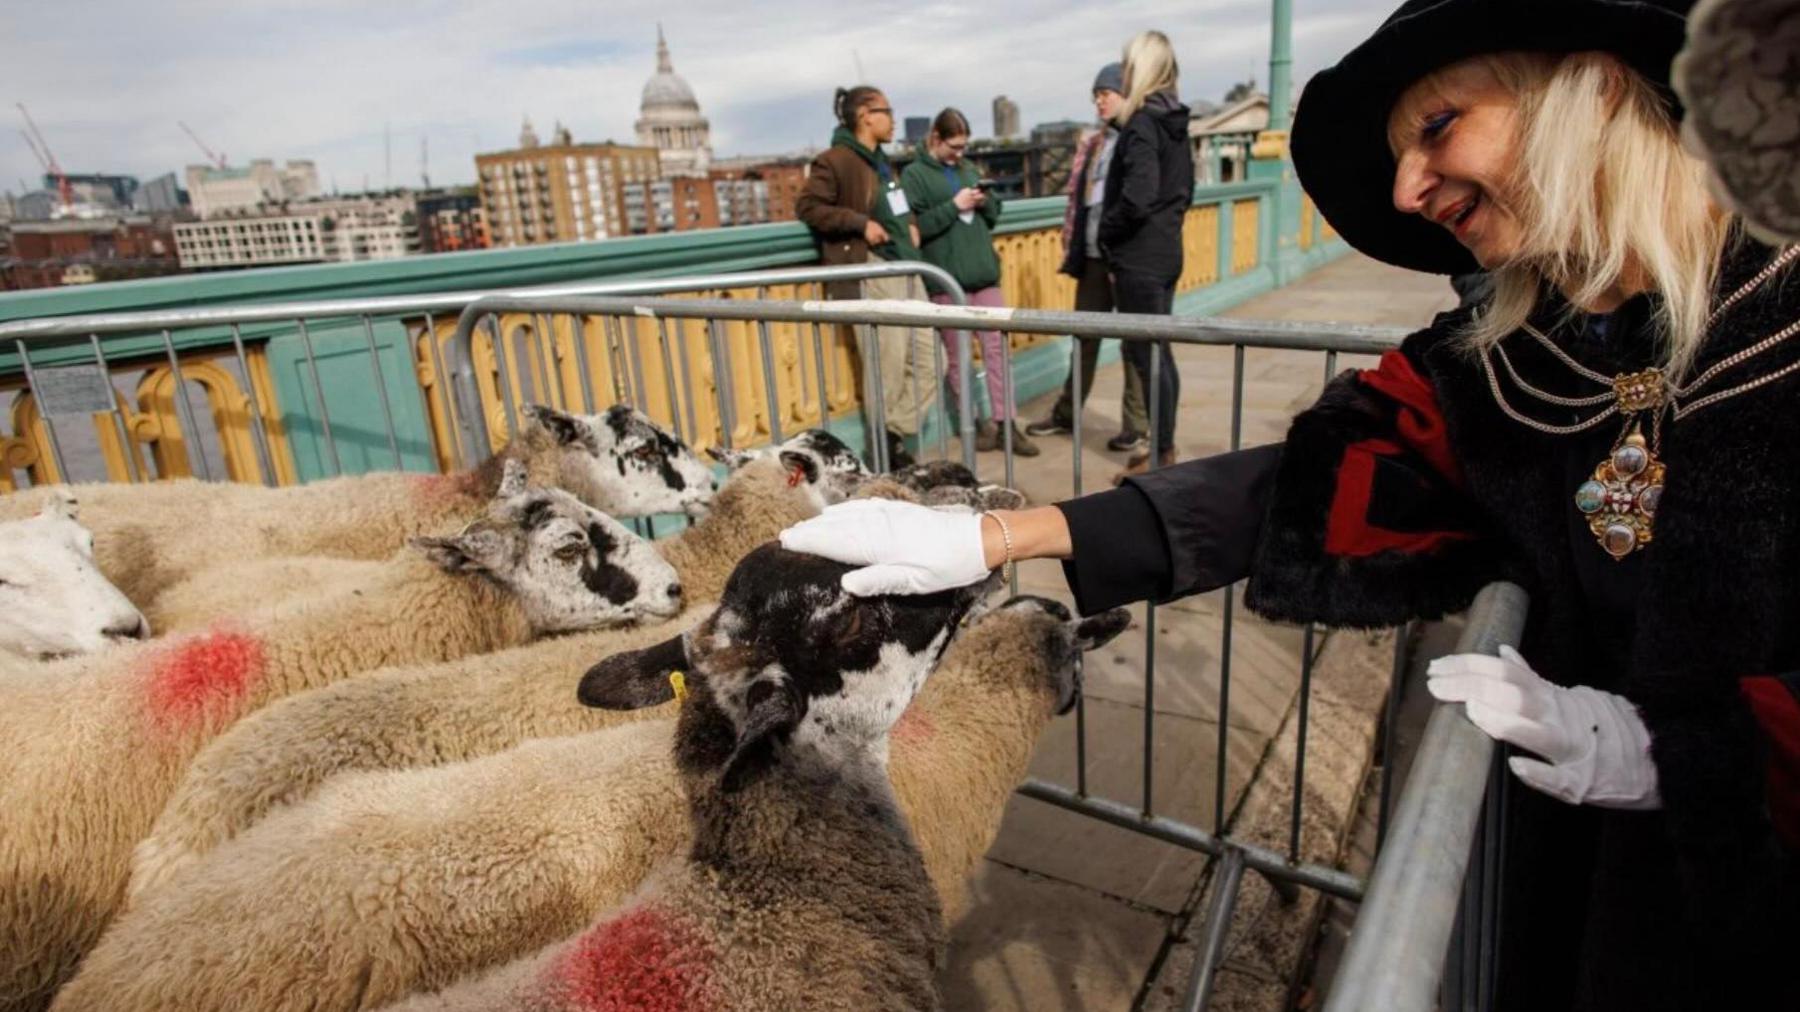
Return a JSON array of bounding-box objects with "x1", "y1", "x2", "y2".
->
[{"x1": 1478, "y1": 245, "x2": 1800, "y2": 559}]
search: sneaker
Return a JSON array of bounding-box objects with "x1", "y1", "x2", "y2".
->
[
  {"x1": 1107, "y1": 430, "x2": 1148, "y2": 453},
  {"x1": 1024, "y1": 416, "x2": 1070, "y2": 437}
]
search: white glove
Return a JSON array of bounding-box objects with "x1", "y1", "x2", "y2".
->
[
  {"x1": 1426, "y1": 645, "x2": 1661, "y2": 810},
  {"x1": 778, "y1": 499, "x2": 990, "y2": 596}
]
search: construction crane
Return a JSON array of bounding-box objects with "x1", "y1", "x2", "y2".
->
[
  {"x1": 178, "y1": 121, "x2": 228, "y2": 170},
  {"x1": 15, "y1": 103, "x2": 72, "y2": 209}
]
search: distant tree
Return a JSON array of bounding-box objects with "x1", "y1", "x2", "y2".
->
[{"x1": 1224, "y1": 78, "x2": 1258, "y2": 104}]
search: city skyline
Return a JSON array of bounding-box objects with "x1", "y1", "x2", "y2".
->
[{"x1": 3, "y1": 0, "x2": 1387, "y2": 196}]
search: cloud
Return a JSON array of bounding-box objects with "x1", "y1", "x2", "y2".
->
[{"x1": 2, "y1": 0, "x2": 1391, "y2": 196}]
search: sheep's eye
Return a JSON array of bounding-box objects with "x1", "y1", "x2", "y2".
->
[
  {"x1": 553, "y1": 542, "x2": 588, "y2": 562},
  {"x1": 633, "y1": 445, "x2": 659, "y2": 460}
]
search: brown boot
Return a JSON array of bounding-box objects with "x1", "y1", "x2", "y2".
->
[
  {"x1": 974, "y1": 419, "x2": 1001, "y2": 452},
  {"x1": 1007, "y1": 422, "x2": 1040, "y2": 457},
  {"x1": 1112, "y1": 447, "x2": 1177, "y2": 486}
]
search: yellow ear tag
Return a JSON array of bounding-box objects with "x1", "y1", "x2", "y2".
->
[{"x1": 668, "y1": 670, "x2": 689, "y2": 706}]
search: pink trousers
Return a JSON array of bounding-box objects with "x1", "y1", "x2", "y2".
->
[{"x1": 930, "y1": 286, "x2": 1013, "y2": 421}]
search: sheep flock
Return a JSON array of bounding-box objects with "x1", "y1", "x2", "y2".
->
[{"x1": 0, "y1": 403, "x2": 1125, "y2": 1012}]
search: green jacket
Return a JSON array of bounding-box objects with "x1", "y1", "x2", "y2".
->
[
  {"x1": 900, "y1": 152, "x2": 1003, "y2": 294},
  {"x1": 827, "y1": 126, "x2": 920, "y2": 262}
]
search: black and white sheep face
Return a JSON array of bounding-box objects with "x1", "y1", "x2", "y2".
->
[
  {"x1": 707, "y1": 428, "x2": 871, "y2": 506},
  {"x1": 0, "y1": 494, "x2": 149, "y2": 661},
  {"x1": 414, "y1": 468, "x2": 682, "y2": 632},
  {"x1": 990, "y1": 596, "x2": 1132, "y2": 715},
  {"x1": 579, "y1": 542, "x2": 994, "y2": 786},
  {"x1": 525, "y1": 403, "x2": 717, "y2": 519}
]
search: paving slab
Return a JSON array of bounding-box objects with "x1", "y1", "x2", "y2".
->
[
  {"x1": 941, "y1": 861, "x2": 1170, "y2": 1012},
  {"x1": 985, "y1": 696, "x2": 1264, "y2": 913}
]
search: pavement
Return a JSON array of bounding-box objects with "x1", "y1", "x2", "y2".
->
[{"x1": 936, "y1": 253, "x2": 1457, "y2": 1011}]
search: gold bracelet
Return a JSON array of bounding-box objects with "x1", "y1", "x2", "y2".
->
[{"x1": 984, "y1": 510, "x2": 1014, "y2": 576}]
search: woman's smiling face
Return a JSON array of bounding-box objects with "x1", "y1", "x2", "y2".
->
[{"x1": 1387, "y1": 59, "x2": 1529, "y2": 269}]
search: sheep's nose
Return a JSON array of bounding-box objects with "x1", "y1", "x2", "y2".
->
[
  {"x1": 665, "y1": 582, "x2": 682, "y2": 602},
  {"x1": 106, "y1": 615, "x2": 151, "y2": 642}
]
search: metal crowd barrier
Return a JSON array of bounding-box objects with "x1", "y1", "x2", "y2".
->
[
  {"x1": 1323, "y1": 583, "x2": 1529, "y2": 1012},
  {"x1": 448, "y1": 292, "x2": 1420, "y2": 1010},
  {"x1": 0, "y1": 260, "x2": 964, "y2": 489}
]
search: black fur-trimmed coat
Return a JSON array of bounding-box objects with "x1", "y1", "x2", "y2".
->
[
  {"x1": 1243, "y1": 238, "x2": 1800, "y2": 1011},
  {"x1": 1057, "y1": 236, "x2": 1800, "y2": 1011}
]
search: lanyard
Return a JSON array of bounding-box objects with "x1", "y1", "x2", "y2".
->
[{"x1": 876, "y1": 160, "x2": 893, "y2": 186}]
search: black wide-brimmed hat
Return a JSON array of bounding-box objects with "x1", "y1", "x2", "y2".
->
[{"x1": 1291, "y1": 0, "x2": 1696, "y2": 275}]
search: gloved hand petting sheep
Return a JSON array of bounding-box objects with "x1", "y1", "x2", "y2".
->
[
  {"x1": 1427, "y1": 645, "x2": 1660, "y2": 810},
  {"x1": 780, "y1": 498, "x2": 994, "y2": 595}
]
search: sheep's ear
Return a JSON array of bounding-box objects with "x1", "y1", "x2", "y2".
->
[
  {"x1": 410, "y1": 527, "x2": 510, "y2": 575},
  {"x1": 777, "y1": 450, "x2": 820, "y2": 486},
  {"x1": 41, "y1": 488, "x2": 79, "y2": 521},
  {"x1": 524, "y1": 404, "x2": 590, "y2": 449},
  {"x1": 720, "y1": 677, "x2": 804, "y2": 793},
  {"x1": 705, "y1": 446, "x2": 758, "y2": 471},
  {"x1": 1074, "y1": 608, "x2": 1132, "y2": 651},
  {"x1": 578, "y1": 634, "x2": 689, "y2": 709},
  {"x1": 496, "y1": 459, "x2": 529, "y2": 499}
]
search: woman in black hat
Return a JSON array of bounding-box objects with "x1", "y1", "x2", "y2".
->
[{"x1": 782, "y1": 2, "x2": 1800, "y2": 1007}]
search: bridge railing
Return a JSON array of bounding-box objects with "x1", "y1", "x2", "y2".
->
[{"x1": 1, "y1": 178, "x2": 1339, "y2": 491}]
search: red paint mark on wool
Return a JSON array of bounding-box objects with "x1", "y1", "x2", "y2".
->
[
  {"x1": 141, "y1": 628, "x2": 266, "y2": 730},
  {"x1": 408, "y1": 471, "x2": 475, "y2": 508},
  {"x1": 550, "y1": 906, "x2": 715, "y2": 1012},
  {"x1": 892, "y1": 706, "x2": 935, "y2": 746}
]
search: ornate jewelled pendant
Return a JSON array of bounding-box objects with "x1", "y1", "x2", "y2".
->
[{"x1": 1574, "y1": 431, "x2": 1665, "y2": 559}]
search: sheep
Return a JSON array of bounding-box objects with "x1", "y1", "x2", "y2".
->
[
  {"x1": 145, "y1": 556, "x2": 387, "y2": 635},
  {"x1": 60, "y1": 561, "x2": 1127, "y2": 1012},
  {"x1": 0, "y1": 492, "x2": 148, "y2": 662},
  {"x1": 374, "y1": 593, "x2": 1129, "y2": 1012},
  {"x1": 125, "y1": 453, "x2": 839, "y2": 898},
  {"x1": 0, "y1": 404, "x2": 712, "y2": 608},
  {"x1": 706, "y1": 427, "x2": 872, "y2": 504},
  {"x1": 0, "y1": 464, "x2": 682, "y2": 1012}
]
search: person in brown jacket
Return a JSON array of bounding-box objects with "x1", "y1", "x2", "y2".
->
[{"x1": 795, "y1": 85, "x2": 937, "y2": 469}]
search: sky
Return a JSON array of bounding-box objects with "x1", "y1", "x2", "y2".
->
[{"x1": 3, "y1": 0, "x2": 1392, "y2": 197}]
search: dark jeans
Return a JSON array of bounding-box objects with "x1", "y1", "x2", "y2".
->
[
  {"x1": 1112, "y1": 270, "x2": 1179, "y2": 452},
  {"x1": 1049, "y1": 258, "x2": 1147, "y2": 432}
]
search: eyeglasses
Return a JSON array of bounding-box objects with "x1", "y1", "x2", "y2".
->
[
  {"x1": 866, "y1": 107, "x2": 893, "y2": 117},
  {"x1": 943, "y1": 140, "x2": 969, "y2": 152}
]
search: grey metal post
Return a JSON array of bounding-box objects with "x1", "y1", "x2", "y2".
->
[
  {"x1": 810, "y1": 321, "x2": 830, "y2": 433},
  {"x1": 223, "y1": 325, "x2": 275, "y2": 486},
  {"x1": 1321, "y1": 583, "x2": 1530, "y2": 1012},
  {"x1": 708, "y1": 319, "x2": 736, "y2": 450},
  {"x1": 420, "y1": 312, "x2": 465, "y2": 470},
  {"x1": 1180, "y1": 846, "x2": 1248, "y2": 1012},
  {"x1": 625, "y1": 317, "x2": 650, "y2": 411},
  {"x1": 957, "y1": 327, "x2": 974, "y2": 471},
  {"x1": 866, "y1": 310, "x2": 889, "y2": 473},
  {"x1": 489, "y1": 317, "x2": 522, "y2": 441},
  {"x1": 656, "y1": 318, "x2": 685, "y2": 442},
  {"x1": 87, "y1": 334, "x2": 143, "y2": 484},
  {"x1": 359, "y1": 315, "x2": 405, "y2": 469},
  {"x1": 1142, "y1": 338, "x2": 1162, "y2": 818},
  {"x1": 14, "y1": 339, "x2": 72, "y2": 482},
  {"x1": 1216, "y1": 345, "x2": 1246, "y2": 836},
  {"x1": 1071, "y1": 337, "x2": 1083, "y2": 496},
  {"x1": 756, "y1": 319, "x2": 783, "y2": 444},
  {"x1": 294, "y1": 320, "x2": 343, "y2": 477},
  {"x1": 161, "y1": 329, "x2": 216, "y2": 481},
  {"x1": 675, "y1": 319, "x2": 699, "y2": 443},
  {"x1": 569, "y1": 315, "x2": 599, "y2": 413},
  {"x1": 536, "y1": 313, "x2": 569, "y2": 410},
  {"x1": 1001, "y1": 328, "x2": 1015, "y2": 495}
]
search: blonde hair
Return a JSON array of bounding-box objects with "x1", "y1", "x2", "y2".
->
[
  {"x1": 1117, "y1": 31, "x2": 1179, "y2": 125},
  {"x1": 1410, "y1": 53, "x2": 1737, "y2": 380}
]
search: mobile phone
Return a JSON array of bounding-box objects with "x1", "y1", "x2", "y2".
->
[{"x1": 975, "y1": 179, "x2": 996, "y2": 191}]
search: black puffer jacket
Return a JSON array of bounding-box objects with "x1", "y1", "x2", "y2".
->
[{"x1": 1099, "y1": 91, "x2": 1193, "y2": 283}]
